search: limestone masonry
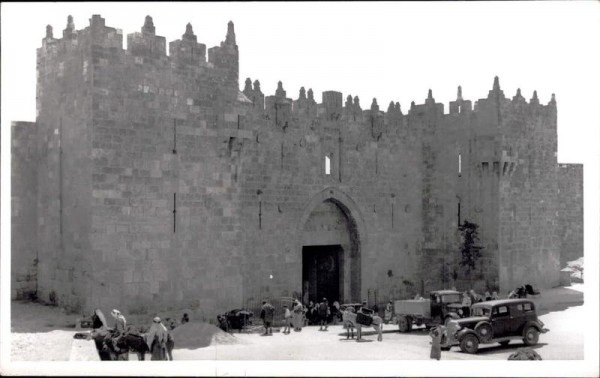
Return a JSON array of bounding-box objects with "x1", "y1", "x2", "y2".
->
[{"x1": 11, "y1": 15, "x2": 583, "y2": 318}]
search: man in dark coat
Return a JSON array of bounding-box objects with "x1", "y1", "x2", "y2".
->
[
  {"x1": 318, "y1": 298, "x2": 330, "y2": 331},
  {"x1": 260, "y1": 300, "x2": 275, "y2": 336}
]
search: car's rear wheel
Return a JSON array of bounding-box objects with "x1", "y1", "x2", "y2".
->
[
  {"x1": 475, "y1": 322, "x2": 493, "y2": 343},
  {"x1": 460, "y1": 334, "x2": 480, "y2": 354},
  {"x1": 523, "y1": 326, "x2": 539, "y2": 346},
  {"x1": 398, "y1": 316, "x2": 410, "y2": 333},
  {"x1": 499, "y1": 340, "x2": 510, "y2": 346}
]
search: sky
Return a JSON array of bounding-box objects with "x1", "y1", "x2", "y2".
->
[{"x1": 1, "y1": 2, "x2": 599, "y2": 376}]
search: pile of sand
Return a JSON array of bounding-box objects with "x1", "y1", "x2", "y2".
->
[{"x1": 169, "y1": 321, "x2": 240, "y2": 349}]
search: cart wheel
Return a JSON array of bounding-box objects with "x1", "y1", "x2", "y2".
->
[{"x1": 398, "y1": 316, "x2": 410, "y2": 333}]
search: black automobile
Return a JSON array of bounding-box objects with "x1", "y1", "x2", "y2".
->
[
  {"x1": 442, "y1": 298, "x2": 549, "y2": 354},
  {"x1": 217, "y1": 309, "x2": 253, "y2": 332}
]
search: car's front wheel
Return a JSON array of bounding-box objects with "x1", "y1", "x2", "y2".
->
[
  {"x1": 475, "y1": 322, "x2": 493, "y2": 343},
  {"x1": 523, "y1": 326, "x2": 539, "y2": 346},
  {"x1": 460, "y1": 333, "x2": 480, "y2": 354}
]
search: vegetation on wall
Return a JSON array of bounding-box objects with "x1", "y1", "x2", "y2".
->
[{"x1": 458, "y1": 220, "x2": 483, "y2": 274}]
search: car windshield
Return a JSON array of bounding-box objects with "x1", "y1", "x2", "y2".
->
[
  {"x1": 442, "y1": 294, "x2": 461, "y2": 303},
  {"x1": 471, "y1": 307, "x2": 491, "y2": 317}
]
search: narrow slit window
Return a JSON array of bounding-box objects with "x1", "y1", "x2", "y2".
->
[
  {"x1": 458, "y1": 153, "x2": 462, "y2": 176},
  {"x1": 325, "y1": 155, "x2": 331, "y2": 175}
]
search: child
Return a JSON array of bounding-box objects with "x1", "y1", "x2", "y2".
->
[{"x1": 282, "y1": 305, "x2": 292, "y2": 334}]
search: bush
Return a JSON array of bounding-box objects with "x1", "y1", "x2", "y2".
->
[
  {"x1": 508, "y1": 348, "x2": 542, "y2": 360},
  {"x1": 458, "y1": 220, "x2": 483, "y2": 271}
]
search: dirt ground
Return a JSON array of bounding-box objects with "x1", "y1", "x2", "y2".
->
[{"x1": 8, "y1": 284, "x2": 585, "y2": 362}]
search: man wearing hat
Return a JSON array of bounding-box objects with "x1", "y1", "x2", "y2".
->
[
  {"x1": 146, "y1": 316, "x2": 169, "y2": 360},
  {"x1": 318, "y1": 298, "x2": 330, "y2": 331}
]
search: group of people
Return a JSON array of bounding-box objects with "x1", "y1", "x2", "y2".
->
[
  {"x1": 305, "y1": 299, "x2": 342, "y2": 326},
  {"x1": 260, "y1": 297, "x2": 348, "y2": 335},
  {"x1": 90, "y1": 308, "x2": 179, "y2": 360},
  {"x1": 260, "y1": 298, "x2": 305, "y2": 335},
  {"x1": 260, "y1": 297, "x2": 388, "y2": 337},
  {"x1": 460, "y1": 289, "x2": 500, "y2": 316}
]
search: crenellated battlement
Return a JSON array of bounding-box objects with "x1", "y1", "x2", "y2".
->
[
  {"x1": 39, "y1": 15, "x2": 238, "y2": 84},
  {"x1": 243, "y1": 77, "x2": 556, "y2": 126},
  {"x1": 39, "y1": 15, "x2": 557, "y2": 136}
]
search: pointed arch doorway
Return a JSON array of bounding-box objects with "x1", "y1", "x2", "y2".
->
[{"x1": 298, "y1": 188, "x2": 365, "y2": 305}]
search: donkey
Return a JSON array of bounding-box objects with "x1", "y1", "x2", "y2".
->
[{"x1": 342, "y1": 310, "x2": 383, "y2": 342}]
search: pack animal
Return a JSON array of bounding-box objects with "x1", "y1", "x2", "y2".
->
[
  {"x1": 342, "y1": 310, "x2": 383, "y2": 342},
  {"x1": 100, "y1": 333, "x2": 150, "y2": 361}
]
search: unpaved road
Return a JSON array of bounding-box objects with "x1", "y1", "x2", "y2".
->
[{"x1": 9, "y1": 285, "x2": 584, "y2": 361}]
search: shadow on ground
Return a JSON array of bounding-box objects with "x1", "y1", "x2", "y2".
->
[
  {"x1": 533, "y1": 286, "x2": 583, "y2": 316},
  {"x1": 468, "y1": 342, "x2": 547, "y2": 356}
]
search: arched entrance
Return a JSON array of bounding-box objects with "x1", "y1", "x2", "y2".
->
[{"x1": 297, "y1": 188, "x2": 366, "y2": 305}]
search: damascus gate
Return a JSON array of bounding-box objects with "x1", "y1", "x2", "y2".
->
[{"x1": 11, "y1": 15, "x2": 584, "y2": 318}]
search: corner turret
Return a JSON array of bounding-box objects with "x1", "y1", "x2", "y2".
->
[
  {"x1": 487, "y1": 76, "x2": 505, "y2": 100},
  {"x1": 225, "y1": 21, "x2": 236, "y2": 46},
  {"x1": 530, "y1": 90, "x2": 539, "y2": 105},
  {"x1": 265, "y1": 81, "x2": 292, "y2": 127},
  {"x1": 142, "y1": 15, "x2": 155, "y2": 35},
  {"x1": 512, "y1": 88, "x2": 525, "y2": 103},
  {"x1": 371, "y1": 98, "x2": 379, "y2": 112},
  {"x1": 450, "y1": 85, "x2": 472, "y2": 114},
  {"x1": 207, "y1": 21, "x2": 239, "y2": 96},
  {"x1": 169, "y1": 22, "x2": 206, "y2": 65},
  {"x1": 128, "y1": 15, "x2": 166, "y2": 58}
]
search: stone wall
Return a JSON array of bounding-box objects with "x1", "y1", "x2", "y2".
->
[
  {"x1": 11, "y1": 121, "x2": 39, "y2": 300},
  {"x1": 498, "y1": 91, "x2": 561, "y2": 292},
  {"x1": 11, "y1": 15, "x2": 583, "y2": 318},
  {"x1": 558, "y1": 164, "x2": 584, "y2": 265},
  {"x1": 238, "y1": 86, "x2": 424, "y2": 308}
]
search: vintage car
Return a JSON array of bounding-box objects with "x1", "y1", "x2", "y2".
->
[
  {"x1": 443, "y1": 298, "x2": 549, "y2": 354},
  {"x1": 217, "y1": 309, "x2": 253, "y2": 332}
]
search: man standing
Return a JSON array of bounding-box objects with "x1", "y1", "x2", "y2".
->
[
  {"x1": 384, "y1": 301, "x2": 393, "y2": 325},
  {"x1": 260, "y1": 300, "x2": 275, "y2": 336},
  {"x1": 146, "y1": 316, "x2": 169, "y2": 360},
  {"x1": 282, "y1": 305, "x2": 292, "y2": 334},
  {"x1": 318, "y1": 298, "x2": 330, "y2": 331},
  {"x1": 429, "y1": 326, "x2": 444, "y2": 360},
  {"x1": 292, "y1": 299, "x2": 304, "y2": 331},
  {"x1": 461, "y1": 291, "x2": 472, "y2": 316}
]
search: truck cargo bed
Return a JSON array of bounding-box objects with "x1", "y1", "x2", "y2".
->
[{"x1": 394, "y1": 299, "x2": 431, "y2": 318}]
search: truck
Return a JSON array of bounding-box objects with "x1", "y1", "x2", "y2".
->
[{"x1": 394, "y1": 290, "x2": 467, "y2": 332}]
